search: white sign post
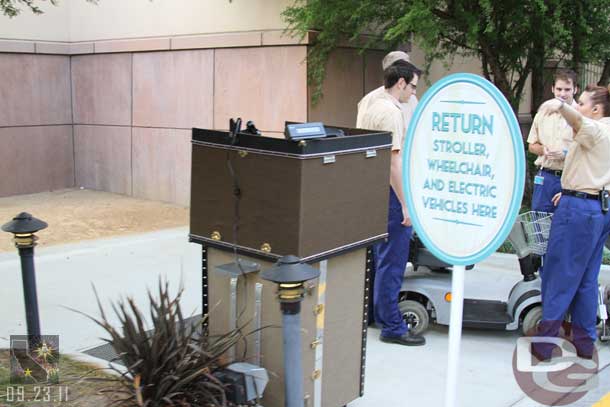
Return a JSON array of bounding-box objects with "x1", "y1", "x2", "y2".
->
[{"x1": 403, "y1": 73, "x2": 525, "y2": 407}]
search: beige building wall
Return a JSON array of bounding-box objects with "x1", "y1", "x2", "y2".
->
[
  {"x1": 0, "y1": 1, "x2": 535, "y2": 202},
  {"x1": 0, "y1": 0, "x2": 308, "y2": 202},
  {"x1": 0, "y1": 0, "x2": 293, "y2": 42},
  {"x1": 0, "y1": 39, "x2": 378, "y2": 202},
  {"x1": 70, "y1": 45, "x2": 308, "y2": 206},
  {"x1": 0, "y1": 54, "x2": 73, "y2": 197},
  {"x1": 69, "y1": 0, "x2": 293, "y2": 42},
  {"x1": 0, "y1": 2, "x2": 69, "y2": 41}
]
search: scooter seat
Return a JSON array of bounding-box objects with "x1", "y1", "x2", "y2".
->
[{"x1": 409, "y1": 233, "x2": 474, "y2": 271}]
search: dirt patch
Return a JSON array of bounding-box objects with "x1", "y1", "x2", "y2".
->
[{"x1": 0, "y1": 189, "x2": 188, "y2": 253}]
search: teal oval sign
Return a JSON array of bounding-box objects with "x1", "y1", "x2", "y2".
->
[{"x1": 403, "y1": 73, "x2": 525, "y2": 265}]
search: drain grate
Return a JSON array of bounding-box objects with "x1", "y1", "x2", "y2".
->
[
  {"x1": 83, "y1": 342, "x2": 122, "y2": 365},
  {"x1": 82, "y1": 315, "x2": 204, "y2": 366}
]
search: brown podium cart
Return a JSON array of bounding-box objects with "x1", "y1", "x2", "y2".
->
[{"x1": 189, "y1": 124, "x2": 391, "y2": 407}]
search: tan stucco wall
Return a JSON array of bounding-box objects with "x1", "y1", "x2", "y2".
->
[
  {"x1": 69, "y1": 0, "x2": 293, "y2": 41},
  {"x1": 0, "y1": 0, "x2": 293, "y2": 42},
  {"x1": 0, "y1": 2, "x2": 69, "y2": 42}
]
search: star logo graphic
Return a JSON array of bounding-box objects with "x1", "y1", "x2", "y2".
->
[
  {"x1": 35, "y1": 341, "x2": 55, "y2": 363},
  {"x1": 9, "y1": 335, "x2": 60, "y2": 384}
]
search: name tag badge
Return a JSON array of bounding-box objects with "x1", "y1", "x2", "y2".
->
[{"x1": 534, "y1": 175, "x2": 544, "y2": 185}]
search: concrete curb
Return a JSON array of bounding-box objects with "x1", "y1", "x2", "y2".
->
[{"x1": 65, "y1": 351, "x2": 127, "y2": 377}]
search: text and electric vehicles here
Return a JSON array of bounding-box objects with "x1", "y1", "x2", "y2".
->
[{"x1": 398, "y1": 221, "x2": 610, "y2": 338}]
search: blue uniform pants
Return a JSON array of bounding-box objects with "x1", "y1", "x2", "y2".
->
[
  {"x1": 373, "y1": 188, "x2": 412, "y2": 338},
  {"x1": 532, "y1": 170, "x2": 562, "y2": 277},
  {"x1": 531, "y1": 170, "x2": 562, "y2": 213},
  {"x1": 536, "y1": 195, "x2": 610, "y2": 357}
]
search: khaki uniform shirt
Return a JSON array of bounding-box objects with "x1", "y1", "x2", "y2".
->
[
  {"x1": 527, "y1": 103, "x2": 577, "y2": 170},
  {"x1": 561, "y1": 117, "x2": 610, "y2": 194},
  {"x1": 358, "y1": 91, "x2": 405, "y2": 151},
  {"x1": 357, "y1": 86, "x2": 418, "y2": 133}
]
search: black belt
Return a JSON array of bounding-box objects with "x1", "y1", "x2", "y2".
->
[
  {"x1": 561, "y1": 189, "x2": 599, "y2": 200},
  {"x1": 540, "y1": 168, "x2": 562, "y2": 177}
]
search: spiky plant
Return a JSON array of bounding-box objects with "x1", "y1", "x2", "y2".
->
[{"x1": 78, "y1": 281, "x2": 243, "y2": 407}]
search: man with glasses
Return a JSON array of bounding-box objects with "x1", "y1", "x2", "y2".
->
[
  {"x1": 359, "y1": 62, "x2": 425, "y2": 346},
  {"x1": 357, "y1": 51, "x2": 418, "y2": 130}
]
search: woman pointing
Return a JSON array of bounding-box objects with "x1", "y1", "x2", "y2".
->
[{"x1": 534, "y1": 84, "x2": 610, "y2": 360}]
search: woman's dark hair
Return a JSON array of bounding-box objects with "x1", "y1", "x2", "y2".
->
[
  {"x1": 584, "y1": 84, "x2": 610, "y2": 117},
  {"x1": 384, "y1": 61, "x2": 422, "y2": 89}
]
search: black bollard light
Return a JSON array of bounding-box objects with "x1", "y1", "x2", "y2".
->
[
  {"x1": 261, "y1": 255, "x2": 320, "y2": 407},
  {"x1": 2, "y1": 212, "x2": 47, "y2": 338}
]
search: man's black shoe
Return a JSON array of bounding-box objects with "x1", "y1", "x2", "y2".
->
[{"x1": 380, "y1": 332, "x2": 426, "y2": 346}]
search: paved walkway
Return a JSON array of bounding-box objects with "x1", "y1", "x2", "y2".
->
[{"x1": 1, "y1": 227, "x2": 608, "y2": 406}]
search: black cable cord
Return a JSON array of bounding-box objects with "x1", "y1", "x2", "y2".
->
[{"x1": 225, "y1": 119, "x2": 252, "y2": 361}]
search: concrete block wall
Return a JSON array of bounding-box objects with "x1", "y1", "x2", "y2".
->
[
  {"x1": 71, "y1": 50, "x2": 214, "y2": 205},
  {"x1": 70, "y1": 46, "x2": 309, "y2": 206},
  {"x1": 0, "y1": 54, "x2": 73, "y2": 197},
  {"x1": 0, "y1": 37, "x2": 385, "y2": 205}
]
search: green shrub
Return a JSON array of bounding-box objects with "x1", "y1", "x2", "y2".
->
[{"x1": 78, "y1": 281, "x2": 243, "y2": 407}]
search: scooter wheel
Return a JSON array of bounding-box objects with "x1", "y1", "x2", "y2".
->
[
  {"x1": 521, "y1": 305, "x2": 542, "y2": 336},
  {"x1": 398, "y1": 300, "x2": 429, "y2": 336}
]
